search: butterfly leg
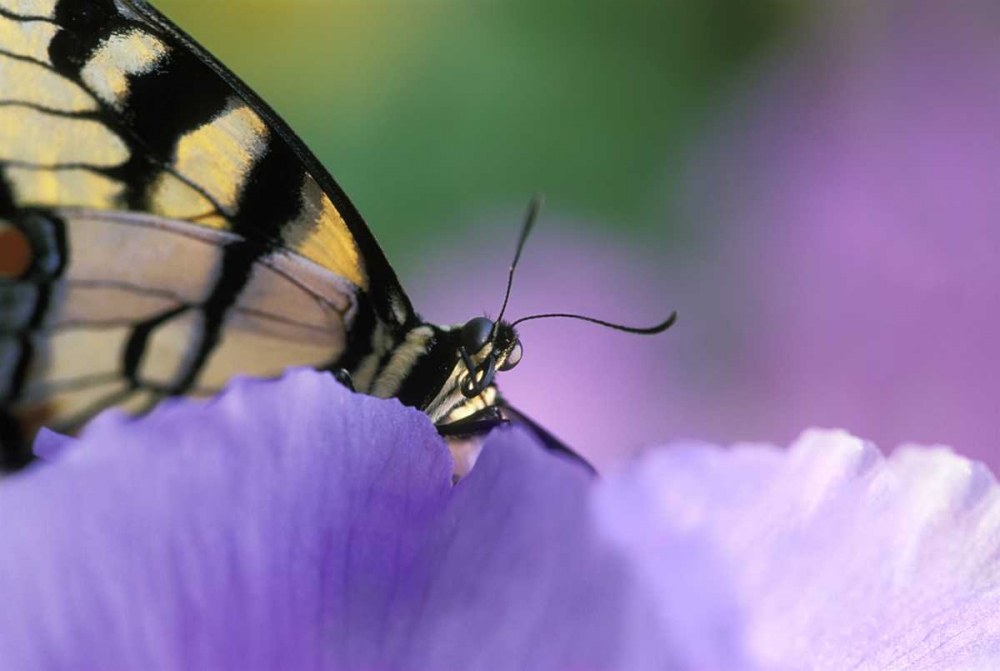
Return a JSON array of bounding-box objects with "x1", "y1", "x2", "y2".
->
[
  {"x1": 332, "y1": 368, "x2": 355, "y2": 392},
  {"x1": 436, "y1": 406, "x2": 506, "y2": 481},
  {"x1": 496, "y1": 404, "x2": 597, "y2": 475},
  {"x1": 437, "y1": 405, "x2": 596, "y2": 476},
  {"x1": 436, "y1": 405, "x2": 507, "y2": 439}
]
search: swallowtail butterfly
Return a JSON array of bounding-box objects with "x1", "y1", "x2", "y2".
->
[{"x1": 0, "y1": 0, "x2": 676, "y2": 471}]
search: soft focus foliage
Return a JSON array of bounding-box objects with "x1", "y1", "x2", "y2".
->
[
  {"x1": 153, "y1": 0, "x2": 790, "y2": 255},
  {"x1": 3, "y1": 371, "x2": 1000, "y2": 670}
]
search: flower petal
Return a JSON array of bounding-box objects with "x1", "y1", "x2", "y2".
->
[
  {"x1": 11, "y1": 370, "x2": 991, "y2": 669},
  {"x1": 394, "y1": 426, "x2": 709, "y2": 670},
  {"x1": 0, "y1": 369, "x2": 711, "y2": 670},
  {"x1": 0, "y1": 369, "x2": 453, "y2": 669},
  {"x1": 30, "y1": 427, "x2": 76, "y2": 463},
  {"x1": 597, "y1": 428, "x2": 1000, "y2": 669}
]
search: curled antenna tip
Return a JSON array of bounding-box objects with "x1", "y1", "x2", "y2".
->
[
  {"x1": 656, "y1": 310, "x2": 679, "y2": 333},
  {"x1": 511, "y1": 308, "x2": 679, "y2": 335}
]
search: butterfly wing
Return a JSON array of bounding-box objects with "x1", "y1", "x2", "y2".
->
[{"x1": 0, "y1": 0, "x2": 415, "y2": 462}]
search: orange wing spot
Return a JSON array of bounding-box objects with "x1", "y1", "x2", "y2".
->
[
  {"x1": 0, "y1": 222, "x2": 33, "y2": 279},
  {"x1": 11, "y1": 402, "x2": 59, "y2": 445}
]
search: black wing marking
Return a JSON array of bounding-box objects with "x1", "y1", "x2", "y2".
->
[
  {"x1": 0, "y1": 0, "x2": 420, "y2": 461},
  {"x1": 0, "y1": 208, "x2": 360, "y2": 466},
  {"x1": 117, "y1": 0, "x2": 413, "y2": 327}
]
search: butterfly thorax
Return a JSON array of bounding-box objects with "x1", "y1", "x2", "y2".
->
[{"x1": 357, "y1": 318, "x2": 522, "y2": 425}]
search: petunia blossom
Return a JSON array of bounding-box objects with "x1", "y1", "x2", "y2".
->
[{"x1": 1, "y1": 369, "x2": 999, "y2": 669}]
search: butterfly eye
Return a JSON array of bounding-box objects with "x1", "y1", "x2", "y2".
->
[
  {"x1": 461, "y1": 316, "x2": 495, "y2": 355},
  {"x1": 498, "y1": 340, "x2": 522, "y2": 371}
]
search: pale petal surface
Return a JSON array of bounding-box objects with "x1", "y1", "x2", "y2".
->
[
  {"x1": 598, "y1": 429, "x2": 1000, "y2": 669},
  {"x1": 0, "y1": 370, "x2": 455, "y2": 669},
  {"x1": 0, "y1": 370, "x2": 697, "y2": 670},
  {"x1": 2, "y1": 370, "x2": 999, "y2": 669}
]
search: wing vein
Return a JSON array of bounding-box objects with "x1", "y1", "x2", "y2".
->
[{"x1": 0, "y1": 8, "x2": 56, "y2": 23}]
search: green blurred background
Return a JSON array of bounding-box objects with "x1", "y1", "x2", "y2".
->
[{"x1": 154, "y1": 0, "x2": 795, "y2": 270}]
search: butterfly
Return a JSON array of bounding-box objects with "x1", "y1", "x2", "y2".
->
[{"x1": 0, "y1": 0, "x2": 676, "y2": 472}]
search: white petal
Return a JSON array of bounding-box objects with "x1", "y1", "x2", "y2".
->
[{"x1": 595, "y1": 428, "x2": 1000, "y2": 669}]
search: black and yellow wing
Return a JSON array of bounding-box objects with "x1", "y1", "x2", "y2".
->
[{"x1": 0, "y1": 0, "x2": 416, "y2": 464}]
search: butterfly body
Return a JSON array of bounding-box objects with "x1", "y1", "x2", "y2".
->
[{"x1": 0, "y1": 0, "x2": 549, "y2": 469}]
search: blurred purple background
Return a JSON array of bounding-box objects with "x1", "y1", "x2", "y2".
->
[{"x1": 410, "y1": 3, "x2": 1000, "y2": 472}]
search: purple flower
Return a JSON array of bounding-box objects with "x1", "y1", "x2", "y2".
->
[{"x1": 2, "y1": 369, "x2": 1000, "y2": 669}]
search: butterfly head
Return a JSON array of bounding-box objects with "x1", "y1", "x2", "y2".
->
[
  {"x1": 457, "y1": 316, "x2": 522, "y2": 399},
  {"x1": 406, "y1": 195, "x2": 678, "y2": 445},
  {"x1": 419, "y1": 195, "x2": 675, "y2": 428}
]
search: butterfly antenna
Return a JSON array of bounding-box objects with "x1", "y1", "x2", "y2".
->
[
  {"x1": 512, "y1": 310, "x2": 678, "y2": 335},
  {"x1": 494, "y1": 194, "x2": 543, "y2": 330}
]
